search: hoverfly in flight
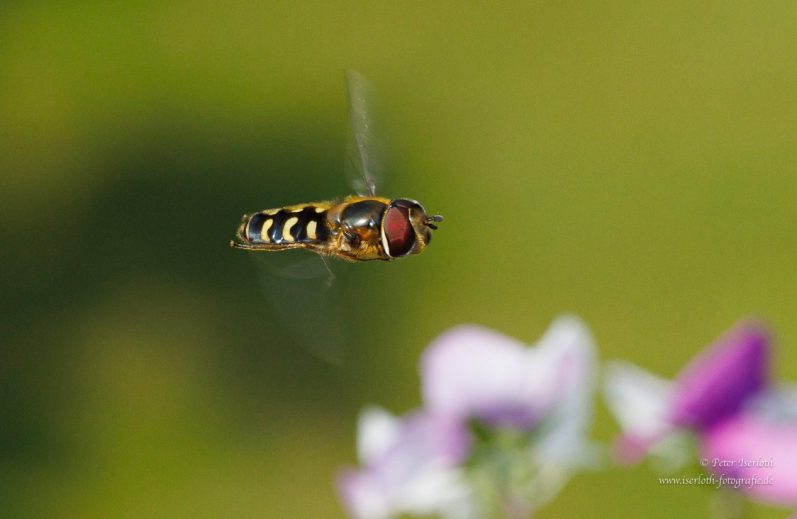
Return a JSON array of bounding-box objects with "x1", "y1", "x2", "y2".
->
[{"x1": 230, "y1": 71, "x2": 442, "y2": 261}]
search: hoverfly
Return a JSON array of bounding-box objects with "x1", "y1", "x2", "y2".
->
[{"x1": 230, "y1": 71, "x2": 442, "y2": 261}]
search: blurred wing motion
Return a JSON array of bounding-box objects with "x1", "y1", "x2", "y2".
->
[
  {"x1": 246, "y1": 71, "x2": 385, "y2": 362},
  {"x1": 345, "y1": 70, "x2": 385, "y2": 196},
  {"x1": 251, "y1": 250, "x2": 351, "y2": 364},
  {"x1": 238, "y1": 71, "x2": 437, "y2": 361}
]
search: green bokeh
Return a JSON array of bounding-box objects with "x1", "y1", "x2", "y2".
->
[{"x1": 2, "y1": 2, "x2": 796, "y2": 517}]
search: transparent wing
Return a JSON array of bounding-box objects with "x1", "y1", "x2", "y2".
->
[
  {"x1": 250, "y1": 252, "x2": 352, "y2": 364},
  {"x1": 240, "y1": 72, "x2": 382, "y2": 361},
  {"x1": 345, "y1": 70, "x2": 384, "y2": 196}
]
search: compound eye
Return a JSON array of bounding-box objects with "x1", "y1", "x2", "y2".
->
[
  {"x1": 392, "y1": 198, "x2": 423, "y2": 212},
  {"x1": 383, "y1": 205, "x2": 416, "y2": 257}
]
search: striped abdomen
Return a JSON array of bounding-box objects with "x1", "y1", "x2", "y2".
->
[{"x1": 242, "y1": 204, "x2": 331, "y2": 248}]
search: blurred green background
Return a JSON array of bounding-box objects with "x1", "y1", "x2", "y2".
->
[{"x1": 2, "y1": 1, "x2": 796, "y2": 517}]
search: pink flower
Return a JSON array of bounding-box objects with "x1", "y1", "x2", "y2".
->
[
  {"x1": 605, "y1": 319, "x2": 797, "y2": 508},
  {"x1": 700, "y1": 390, "x2": 797, "y2": 507},
  {"x1": 604, "y1": 320, "x2": 770, "y2": 465},
  {"x1": 338, "y1": 316, "x2": 599, "y2": 518},
  {"x1": 338, "y1": 408, "x2": 473, "y2": 519},
  {"x1": 421, "y1": 317, "x2": 595, "y2": 434}
]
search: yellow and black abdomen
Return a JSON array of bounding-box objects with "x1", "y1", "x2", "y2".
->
[{"x1": 232, "y1": 204, "x2": 333, "y2": 251}]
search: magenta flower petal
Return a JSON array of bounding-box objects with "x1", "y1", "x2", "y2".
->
[
  {"x1": 670, "y1": 322, "x2": 770, "y2": 430},
  {"x1": 701, "y1": 411, "x2": 797, "y2": 507}
]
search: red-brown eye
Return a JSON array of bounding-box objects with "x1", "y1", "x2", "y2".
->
[{"x1": 383, "y1": 205, "x2": 415, "y2": 257}]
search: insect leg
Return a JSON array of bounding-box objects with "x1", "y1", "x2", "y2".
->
[
  {"x1": 229, "y1": 240, "x2": 260, "y2": 250},
  {"x1": 319, "y1": 255, "x2": 336, "y2": 287}
]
